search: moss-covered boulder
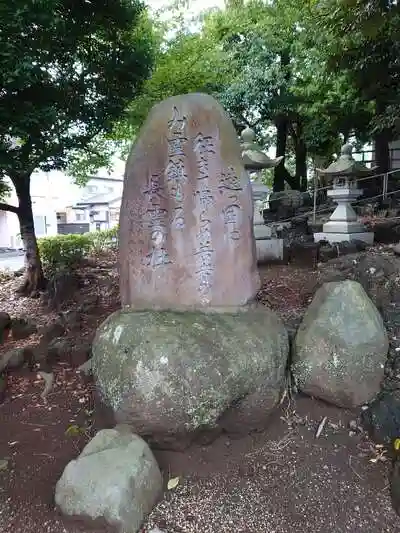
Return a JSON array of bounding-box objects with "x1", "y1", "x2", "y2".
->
[
  {"x1": 292, "y1": 280, "x2": 389, "y2": 408},
  {"x1": 92, "y1": 307, "x2": 288, "y2": 449}
]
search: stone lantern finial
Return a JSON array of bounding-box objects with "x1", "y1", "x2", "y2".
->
[
  {"x1": 240, "y1": 127, "x2": 283, "y2": 171},
  {"x1": 341, "y1": 143, "x2": 353, "y2": 157},
  {"x1": 240, "y1": 126, "x2": 256, "y2": 144}
]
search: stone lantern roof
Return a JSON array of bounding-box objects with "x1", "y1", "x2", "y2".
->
[
  {"x1": 317, "y1": 144, "x2": 377, "y2": 178},
  {"x1": 240, "y1": 127, "x2": 283, "y2": 171}
]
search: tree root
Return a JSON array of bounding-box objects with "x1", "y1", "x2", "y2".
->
[{"x1": 16, "y1": 274, "x2": 46, "y2": 298}]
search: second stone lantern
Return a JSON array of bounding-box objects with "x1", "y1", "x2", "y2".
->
[
  {"x1": 240, "y1": 127, "x2": 283, "y2": 261},
  {"x1": 313, "y1": 143, "x2": 377, "y2": 245}
]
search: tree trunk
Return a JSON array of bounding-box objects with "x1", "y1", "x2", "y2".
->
[
  {"x1": 293, "y1": 121, "x2": 307, "y2": 192},
  {"x1": 295, "y1": 140, "x2": 307, "y2": 192},
  {"x1": 274, "y1": 118, "x2": 300, "y2": 192},
  {"x1": 374, "y1": 129, "x2": 390, "y2": 173},
  {"x1": 13, "y1": 174, "x2": 46, "y2": 296},
  {"x1": 274, "y1": 118, "x2": 288, "y2": 192}
]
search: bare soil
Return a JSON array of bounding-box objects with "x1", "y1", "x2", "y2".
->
[{"x1": 0, "y1": 252, "x2": 399, "y2": 533}]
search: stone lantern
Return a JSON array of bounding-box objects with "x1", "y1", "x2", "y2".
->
[
  {"x1": 240, "y1": 127, "x2": 283, "y2": 260},
  {"x1": 313, "y1": 143, "x2": 377, "y2": 245}
]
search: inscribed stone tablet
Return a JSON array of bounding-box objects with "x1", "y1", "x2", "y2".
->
[{"x1": 119, "y1": 93, "x2": 260, "y2": 309}]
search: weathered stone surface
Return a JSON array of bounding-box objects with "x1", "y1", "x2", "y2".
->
[
  {"x1": 119, "y1": 93, "x2": 259, "y2": 310},
  {"x1": 39, "y1": 319, "x2": 66, "y2": 341},
  {"x1": 361, "y1": 391, "x2": 400, "y2": 445},
  {"x1": 55, "y1": 427, "x2": 162, "y2": 533},
  {"x1": 11, "y1": 318, "x2": 37, "y2": 340},
  {"x1": 92, "y1": 307, "x2": 289, "y2": 449},
  {"x1": 394, "y1": 242, "x2": 400, "y2": 256},
  {"x1": 0, "y1": 346, "x2": 38, "y2": 373},
  {"x1": 292, "y1": 280, "x2": 389, "y2": 408},
  {"x1": 0, "y1": 312, "x2": 11, "y2": 343},
  {"x1": 0, "y1": 374, "x2": 6, "y2": 403}
]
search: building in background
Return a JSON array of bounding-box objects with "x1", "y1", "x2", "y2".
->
[
  {"x1": 0, "y1": 170, "x2": 68, "y2": 249},
  {"x1": 0, "y1": 161, "x2": 125, "y2": 248},
  {"x1": 57, "y1": 176, "x2": 123, "y2": 234}
]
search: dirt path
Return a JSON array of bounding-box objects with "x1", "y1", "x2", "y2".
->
[
  {"x1": 0, "y1": 370, "x2": 398, "y2": 533},
  {"x1": 0, "y1": 256, "x2": 399, "y2": 532}
]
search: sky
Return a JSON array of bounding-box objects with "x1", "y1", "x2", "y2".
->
[{"x1": 146, "y1": 0, "x2": 225, "y2": 15}]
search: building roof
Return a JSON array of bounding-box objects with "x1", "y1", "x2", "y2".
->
[{"x1": 74, "y1": 193, "x2": 121, "y2": 207}]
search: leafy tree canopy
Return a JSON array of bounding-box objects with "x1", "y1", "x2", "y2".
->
[
  {"x1": 0, "y1": 0, "x2": 155, "y2": 183},
  {"x1": 0, "y1": 0, "x2": 156, "y2": 294}
]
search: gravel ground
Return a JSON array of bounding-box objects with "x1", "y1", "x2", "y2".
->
[
  {"x1": 1, "y1": 253, "x2": 400, "y2": 533},
  {"x1": 143, "y1": 398, "x2": 398, "y2": 533}
]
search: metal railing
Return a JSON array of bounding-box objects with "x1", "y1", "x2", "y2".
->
[{"x1": 262, "y1": 168, "x2": 400, "y2": 226}]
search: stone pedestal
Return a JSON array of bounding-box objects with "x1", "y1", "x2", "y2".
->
[
  {"x1": 251, "y1": 181, "x2": 277, "y2": 261},
  {"x1": 314, "y1": 184, "x2": 374, "y2": 245}
]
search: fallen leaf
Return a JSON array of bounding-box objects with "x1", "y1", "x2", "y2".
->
[
  {"x1": 167, "y1": 476, "x2": 180, "y2": 490},
  {"x1": 65, "y1": 424, "x2": 83, "y2": 437}
]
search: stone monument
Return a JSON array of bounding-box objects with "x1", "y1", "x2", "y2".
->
[
  {"x1": 314, "y1": 143, "x2": 376, "y2": 245},
  {"x1": 92, "y1": 94, "x2": 289, "y2": 450},
  {"x1": 240, "y1": 127, "x2": 284, "y2": 262},
  {"x1": 119, "y1": 97, "x2": 260, "y2": 309}
]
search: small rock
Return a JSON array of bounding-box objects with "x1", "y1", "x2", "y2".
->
[
  {"x1": 292, "y1": 280, "x2": 389, "y2": 408},
  {"x1": 0, "y1": 458, "x2": 9, "y2": 471},
  {"x1": 361, "y1": 391, "x2": 400, "y2": 445},
  {"x1": 0, "y1": 312, "x2": 11, "y2": 342},
  {"x1": 394, "y1": 243, "x2": 400, "y2": 256},
  {"x1": 55, "y1": 427, "x2": 162, "y2": 533},
  {"x1": 11, "y1": 318, "x2": 37, "y2": 340},
  {"x1": 0, "y1": 374, "x2": 6, "y2": 402},
  {"x1": 60, "y1": 310, "x2": 83, "y2": 330},
  {"x1": 46, "y1": 338, "x2": 71, "y2": 363},
  {"x1": 40, "y1": 320, "x2": 66, "y2": 342},
  {"x1": 349, "y1": 420, "x2": 358, "y2": 431},
  {"x1": 69, "y1": 344, "x2": 91, "y2": 367},
  {"x1": 0, "y1": 347, "x2": 25, "y2": 372}
]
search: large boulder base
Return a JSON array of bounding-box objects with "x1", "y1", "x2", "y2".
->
[
  {"x1": 55, "y1": 427, "x2": 162, "y2": 533},
  {"x1": 92, "y1": 307, "x2": 289, "y2": 449},
  {"x1": 292, "y1": 280, "x2": 389, "y2": 408}
]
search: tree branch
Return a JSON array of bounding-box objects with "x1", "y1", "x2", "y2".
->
[{"x1": 0, "y1": 203, "x2": 19, "y2": 215}]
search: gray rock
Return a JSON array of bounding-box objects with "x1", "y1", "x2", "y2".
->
[
  {"x1": 393, "y1": 243, "x2": 400, "y2": 256},
  {"x1": 55, "y1": 427, "x2": 162, "y2": 533},
  {"x1": 0, "y1": 312, "x2": 11, "y2": 342},
  {"x1": 361, "y1": 390, "x2": 400, "y2": 445},
  {"x1": 0, "y1": 346, "x2": 37, "y2": 373},
  {"x1": 11, "y1": 318, "x2": 37, "y2": 340},
  {"x1": 40, "y1": 319, "x2": 66, "y2": 341},
  {"x1": 292, "y1": 280, "x2": 389, "y2": 408},
  {"x1": 46, "y1": 337, "x2": 71, "y2": 362},
  {"x1": 0, "y1": 347, "x2": 25, "y2": 372},
  {"x1": 92, "y1": 307, "x2": 289, "y2": 448}
]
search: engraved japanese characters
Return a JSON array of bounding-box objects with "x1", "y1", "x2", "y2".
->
[{"x1": 119, "y1": 93, "x2": 260, "y2": 309}]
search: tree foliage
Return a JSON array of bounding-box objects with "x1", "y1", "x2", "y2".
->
[
  {"x1": 0, "y1": 0, "x2": 154, "y2": 179},
  {"x1": 82, "y1": 0, "x2": 398, "y2": 186},
  {"x1": 320, "y1": 0, "x2": 400, "y2": 136},
  {"x1": 0, "y1": 0, "x2": 155, "y2": 294}
]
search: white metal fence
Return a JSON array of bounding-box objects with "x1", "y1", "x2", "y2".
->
[{"x1": 266, "y1": 168, "x2": 400, "y2": 226}]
